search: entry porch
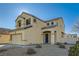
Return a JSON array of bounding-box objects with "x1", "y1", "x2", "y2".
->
[{"x1": 42, "y1": 28, "x2": 57, "y2": 44}]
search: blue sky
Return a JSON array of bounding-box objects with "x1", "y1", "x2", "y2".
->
[{"x1": 0, "y1": 3, "x2": 79, "y2": 33}]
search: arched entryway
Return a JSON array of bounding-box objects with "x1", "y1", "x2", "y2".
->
[{"x1": 43, "y1": 31, "x2": 51, "y2": 44}]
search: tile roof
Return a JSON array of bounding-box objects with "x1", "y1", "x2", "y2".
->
[
  {"x1": 16, "y1": 12, "x2": 63, "y2": 23},
  {"x1": 42, "y1": 25, "x2": 57, "y2": 29},
  {"x1": 10, "y1": 25, "x2": 32, "y2": 32}
]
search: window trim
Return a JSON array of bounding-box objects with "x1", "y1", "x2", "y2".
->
[
  {"x1": 26, "y1": 18, "x2": 31, "y2": 25},
  {"x1": 17, "y1": 20, "x2": 21, "y2": 27},
  {"x1": 33, "y1": 18, "x2": 36, "y2": 22},
  {"x1": 51, "y1": 22, "x2": 54, "y2": 25}
]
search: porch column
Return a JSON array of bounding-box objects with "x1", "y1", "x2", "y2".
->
[{"x1": 51, "y1": 31, "x2": 55, "y2": 44}]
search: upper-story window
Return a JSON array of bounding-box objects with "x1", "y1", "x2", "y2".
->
[
  {"x1": 26, "y1": 18, "x2": 31, "y2": 25},
  {"x1": 18, "y1": 20, "x2": 21, "y2": 27},
  {"x1": 51, "y1": 22, "x2": 54, "y2": 25},
  {"x1": 52, "y1": 22, "x2": 58, "y2": 26},
  {"x1": 23, "y1": 17, "x2": 25, "y2": 20},
  {"x1": 33, "y1": 19, "x2": 36, "y2": 22}
]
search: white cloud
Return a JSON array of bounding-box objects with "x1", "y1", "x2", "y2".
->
[{"x1": 16, "y1": 7, "x2": 30, "y2": 15}]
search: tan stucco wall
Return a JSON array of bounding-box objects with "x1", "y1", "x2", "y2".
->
[
  {"x1": 53, "y1": 19, "x2": 65, "y2": 42},
  {"x1": 0, "y1": 34, "x2": 10, "y2": 44},
  {"x1": 10, "y1": 13, "x2": 47, "y2": 45},
  {"x1": 43, "y1": 18, "x2": 65, "y2": 43},
  {"x1": 31, "y1": 19, "x2": 46, "y2": 44}
]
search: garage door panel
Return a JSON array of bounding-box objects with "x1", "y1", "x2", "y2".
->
[{"x1": 11, "y1": 34, "x2": 22, "y2": 44}]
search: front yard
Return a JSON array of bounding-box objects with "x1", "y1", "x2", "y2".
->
[{"x1": 0, "y1": 44, "x2": 73, "y2": 56}]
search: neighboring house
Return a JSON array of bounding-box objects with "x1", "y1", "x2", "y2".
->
[
  {"x1": 10, "y1": 12, "x2": 65, "y2": 45},
  {"x1": 77, "y1": 36, "x2": 79, "y2": 41},
  {"x1": 60, "y1": 33, "x2": 78, "y2": 44},
  {"x1": 0, "y1": 28, "x2": 10, "y2": 44}
]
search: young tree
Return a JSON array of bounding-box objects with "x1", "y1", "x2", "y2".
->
[{"x1": 72, "y1": 20, "x2": 79, "y2": 33}]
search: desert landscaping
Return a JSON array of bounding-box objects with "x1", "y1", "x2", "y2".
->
[{"x1": 0, "y1": 43, "x2": 74, "y2": 56}]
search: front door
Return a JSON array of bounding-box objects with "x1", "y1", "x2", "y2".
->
[{"x1": 45, "y1": 34, "x2": 49, "y2": 43}]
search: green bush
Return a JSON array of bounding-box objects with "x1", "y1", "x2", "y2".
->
[
  {"x1": 76, "y1": 41, "x2": 79, "y2": 44},
  {"x1": 59, "y1": 44, "x2": 65, "y2": 48},
  {"x1": 55, "y1": 42, "x2": 61, "y2": 45},
  {"x1": 64, "y1": 42, "x2": 68, "y2": 45},
  {"x1": 0, "y1": 49, "x2": 7, "y2": 53},
  {"x1": 26, "y1": 48, "x2": 36, "y2": 55},
  {"x1": 35, "y1": 44, "x2": 42, "y2": 48},
  {"x1": 68, "y1": 44, "x2": 79, "y2": 56}
]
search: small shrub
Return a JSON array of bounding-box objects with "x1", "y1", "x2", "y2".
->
[
  {"x1": 68, "y1": 44, "x2": 79, "y2": 56},
  {"x1": 59, "y1": 44, "x2": 65, "y2": 48},
  {"x1": 64, "y1": 42, "x2": 68, "y2": 45},
  {"x1": 0, "y1": 49, "x2": 7, "y2": 53},
  {"x1": 55, "y1": 42, "x2": 61, "y2": 45},
  {"x1": 76, "y1": 41, "x2": 79, "y2": 44},
  {"x1": 35, "y1": 44, "x2": 42, "y2": 48},
  {"x1": 68, "y1": 47, "x2": 76, "y2": 56},
  {"x1": 26, "y1": 48, "x2": 36, "y2": 55}
]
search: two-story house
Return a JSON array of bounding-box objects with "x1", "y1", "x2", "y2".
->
[{"x1": 10, "y1": 12, "x2": 65, "y2": 45}]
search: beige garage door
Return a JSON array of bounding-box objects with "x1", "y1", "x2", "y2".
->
[{"x1": 11, "y1": 34, "x2": 22, "y2": 44}]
